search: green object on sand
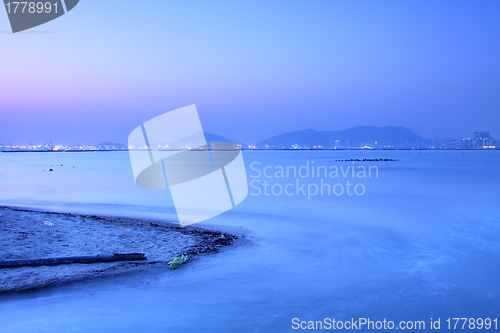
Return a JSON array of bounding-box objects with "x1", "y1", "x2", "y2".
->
[{"x1": 168, "y1": 255, "x2": 189, "y2": 269}]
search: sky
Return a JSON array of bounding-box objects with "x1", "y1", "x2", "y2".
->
[{"x1": 1, "y1": 0, "x2": 499, "y2": 146}]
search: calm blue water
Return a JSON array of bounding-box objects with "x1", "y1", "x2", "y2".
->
[{"x1": 0, "y1": 150, "x2": 499, "y2": 332}]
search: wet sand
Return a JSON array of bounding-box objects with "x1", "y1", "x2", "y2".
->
[{"x1": 0, "y1": 206, "x2": 237, "y2": 292}]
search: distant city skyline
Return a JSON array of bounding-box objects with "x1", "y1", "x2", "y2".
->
[
  {"x1": 1, "y1": 128, "x2": 497, "y2": 151},
  {"x1": 0, "y1": 126, "x2": 498, "y2": 147},
  {"x1": 1, "y1": 1, "x2": 499, "y2": 145}
]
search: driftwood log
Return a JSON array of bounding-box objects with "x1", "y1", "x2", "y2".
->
[{"x1": 0, "y1": 253, "x2": 147, "y2": 269}]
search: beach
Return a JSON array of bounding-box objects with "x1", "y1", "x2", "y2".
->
[{"x1": 0, "y1": 206, "x2": 238, "y2": 292}]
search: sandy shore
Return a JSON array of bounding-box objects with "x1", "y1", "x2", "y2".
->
[{"x1": 0, "y1": 206, "x2": 237, "y2": 292}]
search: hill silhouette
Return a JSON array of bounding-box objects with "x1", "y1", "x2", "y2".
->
[{"x1": 256, "y1": 126, "x2": 429, "y2": 149}]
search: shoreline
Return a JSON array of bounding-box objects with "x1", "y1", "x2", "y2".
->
[
  {"x1": 0, "y1": 206, "x2": 239, "y2": 293},
  {"x1": 2, "y1": 148, "x2": 500, "y2": 152}
]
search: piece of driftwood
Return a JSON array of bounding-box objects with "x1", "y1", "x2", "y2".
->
[{"x1": 0, "y1": 253, "x2": 147, "y2": 269}]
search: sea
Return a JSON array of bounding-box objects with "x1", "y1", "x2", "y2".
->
[{"x1": 0, "y1": 150, "x2": 499, "y2": 332}]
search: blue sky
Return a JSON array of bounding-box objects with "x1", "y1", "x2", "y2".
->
[{"x1": 1, "y1": 1, "x2": 499, "y2": 145}]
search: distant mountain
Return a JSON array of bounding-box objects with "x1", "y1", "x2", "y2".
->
[
  {"x1": 98, "y1": 142, "x2": 127, "y2": 150},
  {"x1": 125, "y1": 133, "x2": 245, "y2": 150},
  {"x1": 204, "y1": 133, "x2": 244, "y2": 147},
  {"x1": 256, "y1": 126, "x2": 429, "y2": 149}
]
